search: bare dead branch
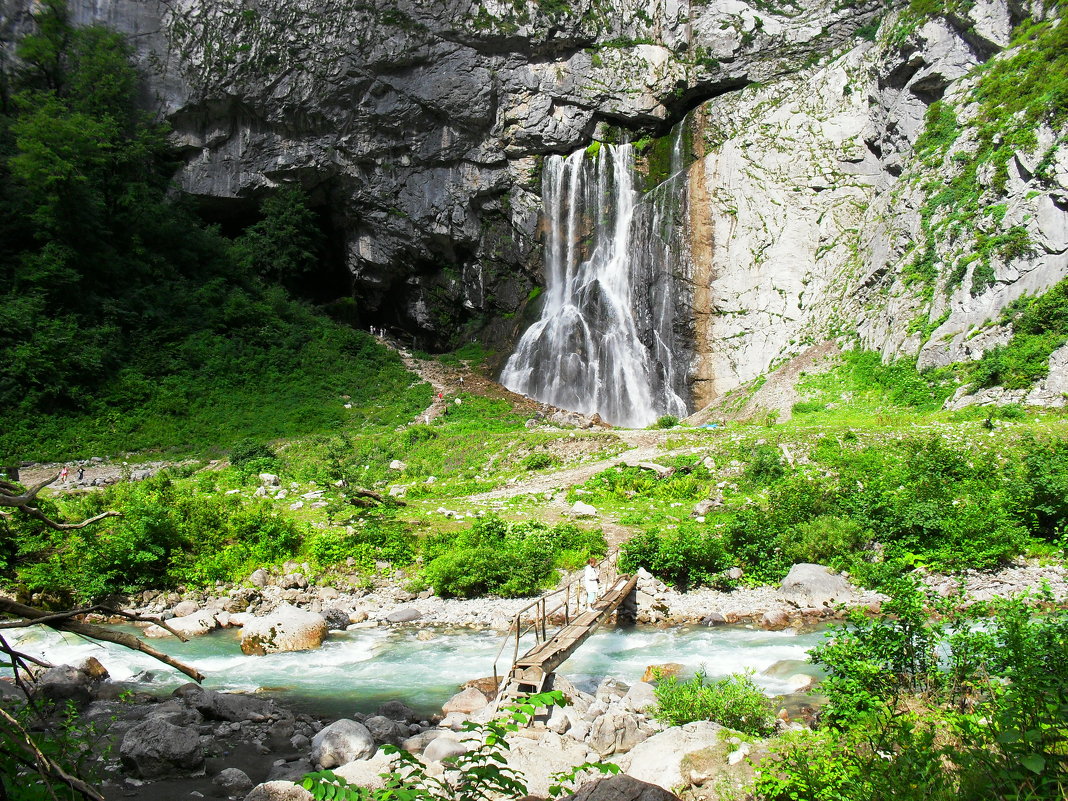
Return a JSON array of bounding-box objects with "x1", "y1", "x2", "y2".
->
[
  {"x1": 0, "y1": 599, "x2": 203, "y2": 682},
  {"x1": 0, "y1": 705, "x2": 104, "y2": 801},
  {"x1": 0, "y1": 475, "x2": 120, "y2": 530}
]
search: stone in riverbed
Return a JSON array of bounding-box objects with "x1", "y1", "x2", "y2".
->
[
  {"x1": 384, "y1": 606, "x2": 422, "y2": 624},
  {"x1": 214, "y1": 767, "x2": 254, "y2": 795},
  {"x1": 422, "y1": 736, "x2": 468, "y2": 763},
  {"x1": 363, "y1": 714, "x2": 409, "y2": 745},
  {"x1": 240, "y1": 603, "x2": 328, "y2": 655},
  {"x1": 245, "y1": 780, "x2": 314, "y2": 801},
  {"x1": 311, "y1": 719, "x2": 376, "y2": 768},
  {"x1": 120, "y1": 718, "x2": 204, "y2": 779},
  {"x1": 779, "y1": 563, "x2": 858, "y2": 607},
  {"x1": 442, "y1": 687, "x2": 488, "y2": 715},
  {"x1": 171, "y1": 600, "x2": 199, "y2": 617}
]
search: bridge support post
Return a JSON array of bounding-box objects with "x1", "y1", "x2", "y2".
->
[{"x1": 617, "y1": 584, "x2": 638, "y2": 627}]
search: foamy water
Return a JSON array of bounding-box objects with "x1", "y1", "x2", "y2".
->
[{"x1": 5, "y1": 624, "x2": 827, "y2": 717}]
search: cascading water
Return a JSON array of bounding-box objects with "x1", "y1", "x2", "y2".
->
[{"x1": 500, "y1": 142, "x2": 691, "y2": 428}]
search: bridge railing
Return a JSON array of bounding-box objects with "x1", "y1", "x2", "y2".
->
[{"x1": 491, "y1": 547, "x2": 620, "y2": 687}]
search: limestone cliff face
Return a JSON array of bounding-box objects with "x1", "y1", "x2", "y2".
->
[
  {"x1": 658, "y1": 1, "x2": 1067, "y2": 405},
  {"x1": 2, "y1": 0, "x2": 1064, "y2": 409},
  {"x1": 0, "y1": 0, "x2": 882, "y2": 350}
]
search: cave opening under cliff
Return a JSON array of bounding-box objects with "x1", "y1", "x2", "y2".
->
[{"x1": 190, "y1": 192, "x2": 354, "y2": 310}]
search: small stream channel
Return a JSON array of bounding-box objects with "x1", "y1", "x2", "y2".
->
[{"x1": 7, "y1": 624, "x2": 828, "y2": 719}]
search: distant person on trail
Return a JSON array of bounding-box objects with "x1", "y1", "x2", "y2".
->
[
  {"x1": 58, "y1": 466, "x2": 69, "y2": 482},
  {"x1": 77, "y1": 467, "x2": 84, "y2": 481},
  {"x1": 584, "y1": 557, "x2": 600, "y2": 606}
]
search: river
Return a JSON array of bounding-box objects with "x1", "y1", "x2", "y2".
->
[{"x1": 6, "y1": 623, "x2": 828, "y2": 718}]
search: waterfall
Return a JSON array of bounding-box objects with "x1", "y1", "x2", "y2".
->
[{"x1": 501, "y1": 142, "x2": 690, "y2": 428}]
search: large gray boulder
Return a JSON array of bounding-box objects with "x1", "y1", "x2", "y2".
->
[
  {"x1": 586, "y1": 711, "x2": 652, "y2": 756},
  {"x1": 442, "y1": 687, "x2": 488, "y2": 715},
  {"x1": 617, "y1": 721, "x2": 724, "y2": 790},
  {"x1": 332, "y1": 748, "x2": 401, "y2": 789},
  {"x1": 311, "y1": 719, "x2": 376, "y2": 768},
  {"x1": 119, "y1": 718, "x2": 204, "y2": 779},
  {"x1": 35, "y1": 665, "x2": 94, "y2": 707},
  {"x1": 363, "y1": 714, "x2": 410, "y2": 746},
  {"x1": 779, "y1": 564, "x2": 858, "y2": 607},
  {"x1": 240, "y1": 603, "x2": 328, "y2": 655},
  {"x1": 173, "y1": 683, "x2": 277, "y2": 722},
  {"x1": 564, "y1": 775, "x2": 681, "y2": 801},
  {"x1": 244, "y1": 781, "x2": 314, "y2": 801}
]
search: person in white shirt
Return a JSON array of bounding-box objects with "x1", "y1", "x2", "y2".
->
[{"x1": 584, "y1": 557, "x2": 600, "y2": 606}]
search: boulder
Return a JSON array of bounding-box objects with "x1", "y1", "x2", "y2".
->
[
  {"x1": 377, "y1": 700, "x2": 418, "y2": 722},
  {"x1": 35, "y1": 665, "x2": 94, "y2": 707},
  {"x1": 173, "y1": 683, "x2": 277, "y2": 722},
  {"x1": 504, "y1": 732, "x2": 599, "y2": 797},
  {"x1": 779, "y1": 564, "x2": 858, "y2": 607},
  {"x1": 587, "y1": 711, "x2": 651, "y2": 756},
  {"x1": 623, "y1": 682, "x2": 658, "y2": 713},
  {"x1": 363, "y1": 714, "x2": 410, "y2": 745},
  {"x1": 401, "y1": 729, "x2": 448, "y2": 754},
  {"x1": 119, "y1": 718, "x2": 204, "y2": 779},
  {"x1": 259, "y1": 473, "x2": 281, "y2": 487},
  {"x1": 641, "y1": 664, "x2": 683, "y2": 683},
  {"x1": 422, "y1": 736, "x2": 469, "y2": 763},
  {"x1": 760, "y1": 610, "x2": 790, "y2": 631},
  {"x1": 245, "y1": 781, "x2": 314, "y2": 801},
  {"x1": 389, "y1": 460, "x2": 407, "y2": 470},
  {"x1": 249, "y1": 569, "x2": 270, "y2": 587},
  {"x1": 384, "y1": 607, "x2": 423, "y2": 624},
  {"x1": 442, "y1": 687, "x2": 488, "y2": 715},
  {"x1": 564, "y1": 775, "x2": 681, "y2": 801},
  {"x1": 321, "y1": 608, "x2": 351, "y2": 631},
  {"x1": 214, "y1": 767, "x2": 254, "y2": 795},
  {"x1": 77, "y1": 656, "x2": 109, "y2": 680},
  {"x1": 171, "y1": 600, "x2": 199, "y2": 617},
  {"x1": 311, "y1": 719, "x2": 376, "y2": 768},
  {"x1": 240, "y1": 604, "x2": 328, "y2": 655},
  {"x1": 332, "y1": 748, "x2": 401, "y2": 789},
  {"x1": 571, "y1": 501, "x2": 597, "y2": 518},
  {"x1": 617, "y1": 721, "x2": 723, "y2": 790},
  {"x1": 164, "y1": 609, "x2": 218, "y2": 638}
]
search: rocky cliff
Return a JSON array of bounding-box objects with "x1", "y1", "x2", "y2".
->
[{"x1": 2, "y1": 0, "x2": 1065, "y2": 412}]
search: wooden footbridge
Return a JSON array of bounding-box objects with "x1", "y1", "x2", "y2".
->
[{"x1": 491, "y1": 556, "x2": 638, "y2": 708}]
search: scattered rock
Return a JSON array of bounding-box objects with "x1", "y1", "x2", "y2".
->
[
  {"x1": 214, "y1": 767, "x2": 254, "y2": 795},
  {"x1": 240, "y1": 604, "x2": 328, "y2": 655},
  {"x1": 245, "y1": 781, "x2": 314, "y2": 801},
  {"x1": 442, "y1": 687, "x2": 488, "y2": 715},
  {"x1": 384, "y1": 607, "x2": 423, "y2": 624},
  {"x1": 311, "y1": 719, "x2": 376, "y2": 768},
  {"x1": 564, "y1": 775, "x2": 681, "y2": 801},
  {"x1": 780, "y1": 563, "x2": 858, "y2": 607},
  {"x1": 119, "y1": 718, "x2": 204, "y2": 779}
]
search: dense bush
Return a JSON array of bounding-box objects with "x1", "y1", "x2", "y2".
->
[
  {"x1": 651, "y1": 670, "x2": 776, "y2": 736},
  {"x1": 0, "y1": 2, "x2": 429, "y2": 462},
  {"x1": 619, "y1": 523, "x2": 732, "y2": 590},
  {"x1": 755, "y1": 580, "x2": 1068, "y2": 799},
  {"x1": 4, "y1": 472, "x2": 307, "y2": 602},
  {"x1": 420, "y1": 516, "x2": 605, "y2": 598}
]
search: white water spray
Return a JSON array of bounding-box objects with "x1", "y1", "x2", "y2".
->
[{"x1": 501, "y1": 144, "x2": 689, "y2": 427}]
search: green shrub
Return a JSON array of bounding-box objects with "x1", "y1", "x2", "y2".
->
[
  {"x1": 744, "y1": 444, "x2": 785, "y2": 484},
  {"x1": 778, "y1": 515, "x2": 870, "y2": 568},
  {"x1": 420, "y1": 516, "x2": 605, "y2": 598},
  {"x1": 521, "y1": 452, "x2": 556, "y2": 471},
  {"x1": 619, "y1": 524, "x2": 731, "y2": 590},
  {"x1": 791, "y1": 400, "x2": 826, "y2": 414},
  {"x1": 652, "y1": 671, "x2": 776, "y2": 736},
  {"x1": 654, "y1": 414, "x2": 679, "y2": 429}
]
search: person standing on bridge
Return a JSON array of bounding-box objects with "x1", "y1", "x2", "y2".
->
[{"x1": 584, "y1": 557, "x2": 600, "y2": 607}]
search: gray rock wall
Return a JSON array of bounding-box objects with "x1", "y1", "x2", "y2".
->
[{"x1": 3, "y1": 0, "x2": 1064, "y2": 402}]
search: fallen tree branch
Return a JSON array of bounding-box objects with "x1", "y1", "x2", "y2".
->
[
  {"x1": 0, "y1": 475, "x2": 120, "y2": 530},
  {"x1": 0, "y1": 705, "x2": 104, "y2": 801},
  {"x1": 0, "y1": 599, "x2": 203, "y2": 682}
]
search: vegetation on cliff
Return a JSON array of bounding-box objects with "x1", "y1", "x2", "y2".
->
[{"x1": 0, "y1": 0, "x2": 423, "y2": 463}]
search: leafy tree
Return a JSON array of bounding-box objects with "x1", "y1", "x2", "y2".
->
[{"x1": 233, "y1": 185, "x2": 324, "y2": 284}]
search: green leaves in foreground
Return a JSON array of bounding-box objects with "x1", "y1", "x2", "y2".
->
[{"x1": 302, "y1": 692, "x2": 620, "y2": 801}]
